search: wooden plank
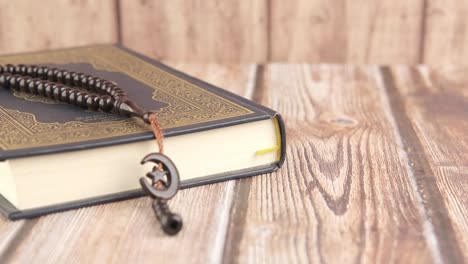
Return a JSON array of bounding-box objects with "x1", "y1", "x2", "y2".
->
[
  {"x1": 423, "y1": 1, "x2": 468, "y2": 64},
  {"x1": 120, "y1": 1, "x2": 268, "y2": 62},
  {"x1": 387, "y1": 65, "x2": 468, "y2": 262},
  {"x1": 0, "y1": 218, "x2": 25, "y2": 259},
  {"x1": 270, "y1": 0, "x2": 424, "y2": 63},
  {"x1": 0, "y1": 63, "x2": 255, "y2": 263},
  {"x1": 222, "y1": 65, "x2": 437, "y2": 262},
  {"x1": 0, "y1": 0, "x2": 117, "y2": 55},
  {"x1": 163, "y1": 62, "x2": 257, "y2": 97}
]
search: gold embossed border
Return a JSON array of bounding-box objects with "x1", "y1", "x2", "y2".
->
[{"x1": 0, "y1": 46, "x2": 253, "y2": 150}]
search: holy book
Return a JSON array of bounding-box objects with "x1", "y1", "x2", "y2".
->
[{"x1": 0, "y1": 45, "x2": 286, "y2": 220}]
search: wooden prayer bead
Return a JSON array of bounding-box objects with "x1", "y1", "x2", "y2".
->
[
  {"x1": 61, "y1": 87, "x2": 72, "y2": 103},
  {"x1": 76, "y1": 91, "x2": 89, "y2": 108},
  {"x1": 45, "y1": 83, "x2": 55, "y2": 98},
  {"x1": 9, "y1": 75, "x2": 21, "y2": 90},
  {"x1": 28, "y1": 79, "x2": 40, "y2": 94},
  {"x1": 73, "y1": 73, "x2": 84, "y2": 87},
  {"x1": 80, "y1": 75, "x2": 91, "y2": 89},
  {"x1": 36, "y1": 67, "x2": 47, "y2": 79},
  {"x1": 86, "y1": 94, "x2": 99, "y2": 111},
  {"x1": 18, "y1": 76, "x2": 32, "y2": 92},
  {"x1": 5, "y1": 64, "x2": 15, "y2": 74},
  {"x1": 15, "y1": 64, "x2": 26, "y2": 75},
  {"x1": 94, "y1": 79, "x2": 103, "y2": 94},
  {"x1": 87, "y1": 77, "x2": 98, "y2": 92},
  {"x1": 47, "y1": 68, "x2": 58, "y2": 81},
  {"x1": 67, "y1": 89, "x2": 79, "y2": 104},
  {"x1": 99, "y1": 95, "x2": 113, "y2": 112},
  {"x1": 36, "y1": 81, "x2": 46, "y2": 96},
  {"x1": 0, "y1": 73, "x2": 11, "y2": 88},
  {"x1": 52, "y1": 84, "x2": 65, "y2": 100},
  {"x1": 99, "y1": 82, "x2": 110, "y2": 95},
  {"x1": 64, "y1": 72, "x2": 74, "y2": 86},
  {"x1": 56, "y1": 70, "x2": 67, "y2": 83},
  {"x1": 26, "y1": 65, "x2": 38, "y2": 77},
  {"x1": 106, "y1": 84, "x2": 116, "y2": 95}
]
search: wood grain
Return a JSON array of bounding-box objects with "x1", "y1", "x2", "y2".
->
[
  {"x1": 0, "y1": 63, "x2": 255, "y2": 264},
  {"x1": 0, "y1": 0, "x2": 117, "y2": 55},
  {"x1": 1, "y1": 63, "x2": 466, "y2": 262},
  {"x1": 423, "y1": 0, "x2": 468, "y2": 64},
  {"x1": 223, "y1": 65, "x2": 437, "y2": 263},
  {"x1": 3, "y1": 0, "x2": 468, "y2": 64},
  {"x1": 163, "y1": 62, "x2": 257, "y2": 97},
  {"x1": 389, "y1": 65, "x2": 468, "y2": 261},
  {"x1": 0, "y1": 218, "x2": 25, "y2": 259},
  {"x1": 120, "y1": 0, "x2": 268, "y2": 62},
  {"x1": 3, "y1": 188, "x2": 233, "y2": 263},
  {"x1": 269, "y1": 0, "x2": 424, "y2": 63}
]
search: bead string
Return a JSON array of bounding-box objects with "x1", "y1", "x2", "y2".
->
[
  {"x1": 149, "y1": 113, "x2": 165, "y2": 154},
  {"x1": 149, "y1": 113, "x2": 165, "y2": 172}
]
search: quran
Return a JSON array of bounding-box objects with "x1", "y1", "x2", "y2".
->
[{"x1": 0, "y1": 45, "x2": 286, "y2": 220}]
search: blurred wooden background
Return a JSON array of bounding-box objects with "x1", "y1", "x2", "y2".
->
[{"x1": 0, "y1": 0, "x2": 466, "y2": 64}]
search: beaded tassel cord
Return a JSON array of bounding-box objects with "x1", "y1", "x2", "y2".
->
[{"x1": 0, "y1": 64, "x2": 182, "y2": 235}]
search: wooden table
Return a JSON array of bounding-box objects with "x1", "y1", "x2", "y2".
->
[{"x1": 0, "y1": 64, "x2": 467, "y2": 263}]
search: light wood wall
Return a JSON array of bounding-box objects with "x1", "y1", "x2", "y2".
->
[{"x1": 0, "y1": 0, "x2": 466, "y2": 64}]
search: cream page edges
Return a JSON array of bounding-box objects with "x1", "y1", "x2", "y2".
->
[{"x1": 1, "y1": 118, "x2": 280, "y2": 209}]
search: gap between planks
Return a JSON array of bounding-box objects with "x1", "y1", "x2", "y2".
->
[
  {"x1": 210, "y1": 63, "x2": 259, "y2": 263},
  {"x1": 373, "y1": 66, "x2": 442, "y2": 263},
  {"x1": 221, "y1": 64, "x2": 265, "y2": 263},
  {"x1": 0, "y1": 220, "x2": 36, "y2": 263},
  {"x1": 218, "y1": 64, "x2": 460, "y2": 263},
  {"x1": 376, "y1": 66, "x2": 465, "y2": 263}
]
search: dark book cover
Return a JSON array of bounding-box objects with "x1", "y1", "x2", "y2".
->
[{"x1": 0, "y1": 45, "x2": 286, "y2": 219}]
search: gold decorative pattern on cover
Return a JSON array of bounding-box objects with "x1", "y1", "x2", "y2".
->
[{"x1": 0, "y1": 46, "x2": 253, "y2": 150}]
